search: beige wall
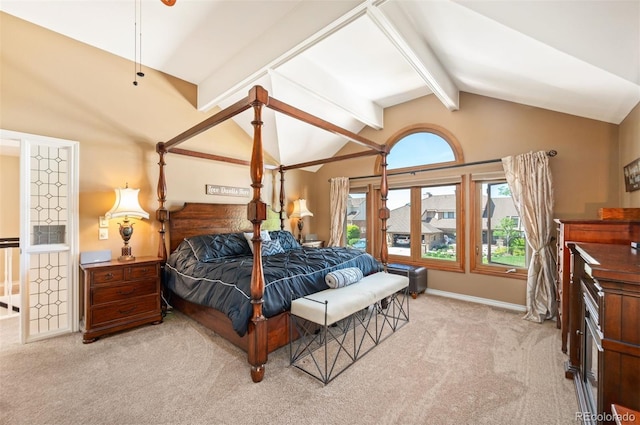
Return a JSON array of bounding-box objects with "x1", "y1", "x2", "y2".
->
[
  {"x1": 0, "y1": 12, "x2": 308, "y2": 261},
  {"x1": 619, "y1": 102, "x2": 640, "y2": 207},
  {"x1": 314, "y1": 92, "x2": 623, "y2": 306},
  {"x1": 0, "y1": 155, "x2": 20, "y2": 282}
]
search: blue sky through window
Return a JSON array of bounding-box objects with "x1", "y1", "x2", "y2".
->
[{"x1": 387, "y1": 132, "x2": 454, "y2": 170}]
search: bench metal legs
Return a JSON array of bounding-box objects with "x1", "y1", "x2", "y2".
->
[{"x1": 289, "y1": 287, "x2": 409, "y2": 385}]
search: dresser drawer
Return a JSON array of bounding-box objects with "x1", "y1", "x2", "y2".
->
[
  {"x1": 92, "y1": 268, "x2": 125, "y2": 284},
  {"x1": 92, "y1": 280, "x2": 157, "y2": 305},
  {"x1": 126, "y1": 264, "x2": 159, "y2": 280},
  {"x1": 90, "y1": 294, "x2": 159, "y2": 325}
]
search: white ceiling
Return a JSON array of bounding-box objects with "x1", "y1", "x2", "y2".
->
[{"x1": 2, "y1": 0, "x2": 639, "y2": 169}]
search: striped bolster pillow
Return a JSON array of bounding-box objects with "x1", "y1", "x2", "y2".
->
[{"x1": 325, "y1": 267, "x2": 364, "y2": 289}]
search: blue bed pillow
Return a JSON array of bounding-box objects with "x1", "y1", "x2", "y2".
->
[
  {"x1": 185, "y1": 232, "x2": 251, "y2": 262},
  {"x1": 268, "y1": 230, "x2": 302, "y2": 251},
  {"x1": 261, "y1": 239, "x2": 285, "y2": 256}
]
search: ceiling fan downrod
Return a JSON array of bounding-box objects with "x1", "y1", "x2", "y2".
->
[{"x1": 132, "y1": 0, "x2": 145, "y2": 86}]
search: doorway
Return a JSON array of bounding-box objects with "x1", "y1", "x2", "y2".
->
[{"x1": 0, "y1": 142, "x2": 20, "y2": 320}]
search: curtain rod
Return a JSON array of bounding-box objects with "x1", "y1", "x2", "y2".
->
[{"x1": 345, "y1": 149, "x2": 557, "y2": 181}]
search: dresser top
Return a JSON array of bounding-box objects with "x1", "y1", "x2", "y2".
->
[
  {"x1": 80, "y1": 256, "x2": 162, "y2": 270},
  {"x1": 555, "y1": 218, "x2": 640, "y2": 224},
  {"x1": 574, "y1": 242, "x2": 640, "y2": 285}
]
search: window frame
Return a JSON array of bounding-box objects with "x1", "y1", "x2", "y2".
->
[
  {"x1": 385, "y1": 182, "x2": 465, "y2": 272},
  {"x1": 346, "y1": 189, "x2": 369, "y2": 251},
  {"x1": 374, "y1": 124, "x2": 464, "y2": 175},
  {"x1": 470, "y1": 178, "x2": 528, "y2": 279},
  {"x1": 369, "y1": 124, "x2": 466, "y2": 273}
]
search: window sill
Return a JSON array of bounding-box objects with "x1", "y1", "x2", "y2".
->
[
  {"x1": 470, "y1": 266, "x2": 527, "y2": 280},
  {"x1": 386, "y1": 254, "x2": 465, "y2": 273}
]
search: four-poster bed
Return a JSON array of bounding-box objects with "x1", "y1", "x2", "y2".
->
[{"x1": 156, "y1": 85, "x2": 391, "y2": 383}]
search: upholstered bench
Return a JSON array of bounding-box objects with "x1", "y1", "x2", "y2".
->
[
  {"x1": 289, "y1": 271, "x2": 409, "y2": 385},
  {"x1": 387, "y1": 263, "x2": 428, "y2": 299}
]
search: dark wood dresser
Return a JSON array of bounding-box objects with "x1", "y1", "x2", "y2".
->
[
  {"x1": 567, "y1": 242, "x2": 640, "y2": 424},
  {"x1": 80, "y1": 256, "x2": 163, "y2": 343},
  {"x1": 554, "y1": 219, "x2": 640, "y2": 354}
]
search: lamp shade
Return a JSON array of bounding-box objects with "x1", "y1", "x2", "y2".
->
[
  {"x1": 290, "y1": 199, "x2": 313, "y2": 219},
  {"x1": 105, "y1": 186, "x2": 149, "y2": 220}
]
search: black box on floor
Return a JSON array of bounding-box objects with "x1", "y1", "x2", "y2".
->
[{"x1": 387, "y1": 263, "x2": 428, "y2": 299}]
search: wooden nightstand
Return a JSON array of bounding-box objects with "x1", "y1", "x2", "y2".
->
[
  {"x1": 302, "y1": 240, "x2": 324, "y2": 248},
  {"x1": 80, "y1": 256, "x2": 163, "y2": 343}
]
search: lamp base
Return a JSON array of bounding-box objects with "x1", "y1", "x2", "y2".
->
[
  {"x1": 118, "y1": 244, "x2": 135, "y2": 262},
  {"x1": 297, "y1": 219, "x2": 304, "y2": 244}
]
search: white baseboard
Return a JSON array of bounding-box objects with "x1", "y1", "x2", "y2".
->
[{"x1": 425, "y1": 288, "x2": 526, "y2": 312}]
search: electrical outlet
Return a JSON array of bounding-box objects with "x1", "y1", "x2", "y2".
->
[{"x1": 99, "y1": 228, "x2": 108, "y2": 240}]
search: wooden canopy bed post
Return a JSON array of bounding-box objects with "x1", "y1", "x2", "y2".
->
[
  {"x1": 279, "y1": 166, "x2": 286, "y2": 230},
  {"x1": 246, "y1": 86, "x2": 268, "y2": 383},
  {"x1": 379, "y1": 151, "x2": 390, "y2": 270},
  {"x1": 156, "y1": 146, "x2": 168, "y2": 261}
]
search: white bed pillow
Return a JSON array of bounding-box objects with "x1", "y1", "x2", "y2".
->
[{"x1": 244, "y1": 230, "x2": 271, "y2": 254}]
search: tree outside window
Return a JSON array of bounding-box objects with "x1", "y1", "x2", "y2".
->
[
  {"x1": 476, "y1": 181, "x2": 528, "y2": 272},
  {"x1": 346, "y1": 192, "x2": 367, "y2": 249}
]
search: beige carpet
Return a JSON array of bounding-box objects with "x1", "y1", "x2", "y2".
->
[{"x1": 0, "y1": 294, "x2": 578, "y2": 425}]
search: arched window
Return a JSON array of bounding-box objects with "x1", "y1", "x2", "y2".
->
[
  {"x1": 374, "y1": 125, "x2": 465, "y2": 273},
  {"x1": 375, "y1": 125, "x2": 463, "y2": 175},
  {"x1": 387, "y1": 131, "x2": 456, "y2": 170}
]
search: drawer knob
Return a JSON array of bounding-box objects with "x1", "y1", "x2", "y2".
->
[
  {"x1": 119, "y1": 307, "x2": 136, "y2": 315},
  {"x1": 117, "y1": 289, "x2": 135, "y2": 296},
  {"x1": 104, "y1": 272, "x2": 114, "y2": 280}
]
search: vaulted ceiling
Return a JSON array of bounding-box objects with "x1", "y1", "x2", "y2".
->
[{"x1": 2, "y1": 0, "x2": 639, "y2": 169}]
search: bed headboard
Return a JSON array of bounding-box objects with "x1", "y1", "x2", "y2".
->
[{"x1": 169, "y1": 203, "x2": 252, "y2": 253}]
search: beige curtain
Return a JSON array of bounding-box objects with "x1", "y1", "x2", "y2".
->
[
  {"x1": 327, "y1": 177, "x2": 349, "y2": 247},
  {"x1": 502, "y1": 151, "x2": 556, "y2": 323}
]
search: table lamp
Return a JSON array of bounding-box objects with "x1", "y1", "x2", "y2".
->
[{"x1": 105, "y1": 184, "x2": 149, "y2": 261}]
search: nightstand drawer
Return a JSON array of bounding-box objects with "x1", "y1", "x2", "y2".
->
[
  {"x1": 90, "y1": 294, "x2": 159, "y2": 325},
  {"x1": 93, "y1": 268, "x2": 125, "y2": 284},
  {"x1": 127, "y1": 264, "x2": 159, "y2": 280},
  {"x1": 92, "y1": 280, "x2": 158, "y2": 305}
]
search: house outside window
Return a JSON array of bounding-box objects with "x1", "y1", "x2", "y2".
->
[
  {"x1": 346, "y1": 192, "x2": 367, "y2": 250},
  {"x1": 385, "y1": 185, "x2": 461, "y2": 270}
]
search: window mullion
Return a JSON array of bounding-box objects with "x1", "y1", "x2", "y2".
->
[{"x1": 410, "y1": 187, "x2": 421, "y2": 261}]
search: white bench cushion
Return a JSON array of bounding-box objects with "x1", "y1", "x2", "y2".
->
[{"x1": 291, "y1": 272, "x2": 409, "y2": 325}]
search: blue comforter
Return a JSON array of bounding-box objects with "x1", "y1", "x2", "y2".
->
[{"x1": 163, "y1": 231, "x2": 381, "y2": 336}]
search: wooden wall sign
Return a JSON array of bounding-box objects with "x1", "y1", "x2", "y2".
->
[{"x1": 205, "y1": 184, "x2": 250, "y2": 197}]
